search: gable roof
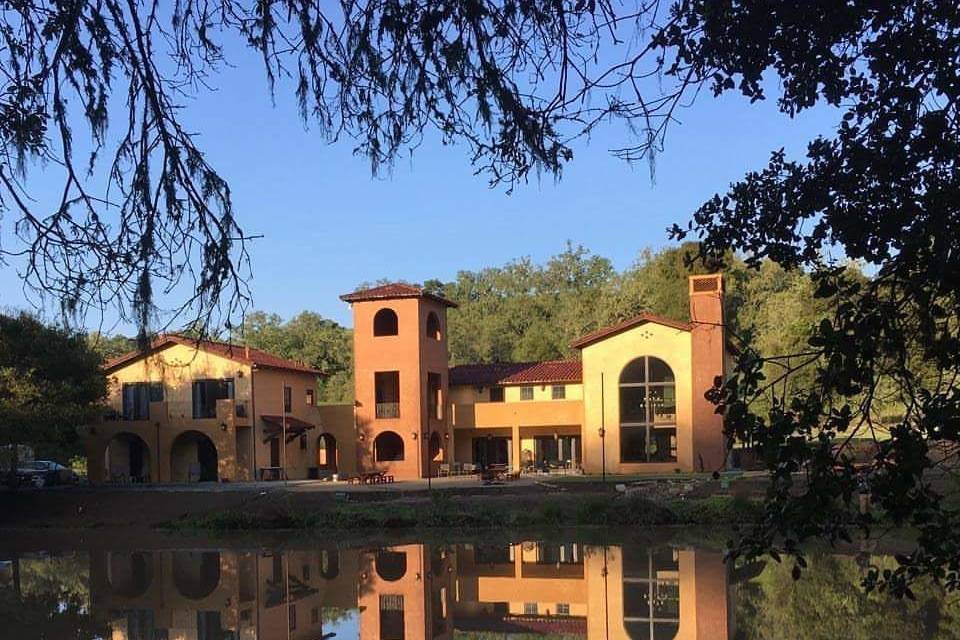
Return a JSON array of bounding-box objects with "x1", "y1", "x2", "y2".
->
[
  {"x1": 339, "y1": 283, "x2": 458, "y2": 308},
  {"x1": 570, "y1": 313, "x2": 692, "y2": 350},
  {"x1": 450, "y1": 360, "x2": 582, "y2": 387},
  {"x1": 103, "y1": 334, "x2": 322, "y2": 375}
]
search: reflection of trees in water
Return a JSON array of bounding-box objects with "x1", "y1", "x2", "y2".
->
[
  {"x1": 0, "y1": 553, "x2": 108, "y2": 640},
  {"x1": 733, "y1": 554, "x2": 960, "y2": 640}
]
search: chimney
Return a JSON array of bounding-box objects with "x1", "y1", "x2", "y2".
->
[
  {"x1": 688, "y1": 274, "x2": 726, "y2": 471},
  {"x1": 244, "y1": 345, "x2": 250, "y2": 359}
]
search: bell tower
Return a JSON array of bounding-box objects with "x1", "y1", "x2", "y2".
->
[{"x1": 340, "y1": 283, "x2": 456, "y2": 479}]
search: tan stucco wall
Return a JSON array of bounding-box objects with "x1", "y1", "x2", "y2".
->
[
  {"x1": 450, "y1": 383, "x2": 583, "y2": 404},
  {"x1": 104, "y1": 343, "x2": 253, "y2": 412},
  {"x1": 86, "y1": 342, "x2": 360, "y2": 483},
  {"x1": 580, "y1": 322, "x2": 694, "y2": 473}
]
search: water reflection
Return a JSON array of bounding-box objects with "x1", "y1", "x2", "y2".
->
[{"x1": 2, "y1": 540, "x2": 960, "y2": 639}]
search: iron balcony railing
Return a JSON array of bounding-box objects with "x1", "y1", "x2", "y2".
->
[{"x1": 375, "y1": 402, "x2": 400, "y2": 419}]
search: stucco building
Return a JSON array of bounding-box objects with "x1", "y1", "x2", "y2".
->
[
  {"x1": 88, "y1": 541, "x2": 731, "y2": 639},
  {"x1": 85, "y1": 273, "x2": 730, "y2": 483}
]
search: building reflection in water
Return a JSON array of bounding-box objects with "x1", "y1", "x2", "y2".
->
[{"x1": 89, "y1": 541, "x2": 730, "y2": 639}]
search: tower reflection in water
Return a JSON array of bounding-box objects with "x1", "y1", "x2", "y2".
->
[{"x1": 90, "y1": 542, "x2": 730, "y2": 639}]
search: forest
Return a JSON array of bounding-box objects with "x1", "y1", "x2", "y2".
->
[{"x1": 89, "y1": 242, "x2": 855, "y2": 408}]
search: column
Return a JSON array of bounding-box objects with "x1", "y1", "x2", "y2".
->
[{"x1": 511, "y1": 424, "x2": 521, "y2": 472}]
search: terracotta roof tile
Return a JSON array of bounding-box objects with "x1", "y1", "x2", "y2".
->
[
  {"x1": 103, "y1": 334, "x2": 322, "y2": 375},
  {"x1": 570, "y1": 313, "x2": 692, "y2": 349},
  {"x1": 450, "y1": 360, "x2": 581, "y2": 386},
  {"x1": 339, "y1": 283, "x2": 458, "y2": 307}
]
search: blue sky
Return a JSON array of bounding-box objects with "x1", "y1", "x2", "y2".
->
[{"x1": 0, "y1": 44, "x2": 838, "y2": 332}]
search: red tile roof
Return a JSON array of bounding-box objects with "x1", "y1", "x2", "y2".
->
[
  {"x1": 450, "y1": 359, "x2": 582, "y2": 386},
  {"x1": 103, "y1": 334, "x2": 322, "y2": 375},
  {"x1": 570, "y1": 312, "x2": 692, "y2": 349},
  {"x1": 339, "y1": 282, "x2": 458, "y2": 307}
]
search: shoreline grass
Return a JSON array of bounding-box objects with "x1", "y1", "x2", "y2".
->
[{"x1": 167, "y1": 492, "x2": 762, "y2": 532}]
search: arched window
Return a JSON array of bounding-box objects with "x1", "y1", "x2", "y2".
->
[
  {"x1": 374, "y1": 431, "x2": 405, "y2": 461},
  {"x1": 622, "y1": 547, "x2": 680, "y2": 640},
  {"x1": 373, "y1": 308, "x2": 399, "y2": 336},
  {"x1": 425, "y1": 311, "x2": 441, "y2": 340},
  {"x1": 619, "y1": 356, "x2": 677, "y2": 463}
]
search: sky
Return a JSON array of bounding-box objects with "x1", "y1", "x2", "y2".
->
[{"x1": 0, "y1": 40, "x2": 839, "y2": 332}]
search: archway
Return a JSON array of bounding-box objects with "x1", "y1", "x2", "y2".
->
[
  {"x1": 316, "y1": 433, "x2": 338, "y2": 471},
  {"x1": 320, "y1": 548, "x2": 340, "y2": 579},
  {"x1": 428, "y1": 431, "x2": 442, "y2": 462},
  {"x1": 172, "y1": 551, "x2": 221, "y2": 600},
  {"x1": 376, "y1": 550, "x2": 407, "y2": 582},
  {"x1": 373, "y1": 308, "x2": 399, "y2": 336},
  {"x1": 170, "y1": 431, "x2": 219, "y2": 482},
  {"x1": 374, "y1": 431, "x2": 405, "y2": 462},
  {"x1": 106, "y1": 551, "x2": 153, "y2": 598},
  {"x1": 104, "y1": 432, "x2": 151, "y2": 483},
  {"x1": 425, "y1": 311, "x2": 441, "y2": 339}
]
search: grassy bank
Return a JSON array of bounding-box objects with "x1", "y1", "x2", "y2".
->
[{"x1": 169, "y1": 492, "x2": 761, "y2": 532}]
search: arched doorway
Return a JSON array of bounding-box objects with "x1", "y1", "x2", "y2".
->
[
  {"x1": 106, "y1": 551, "x2": 153, "y2": 598},
  {"x1": 316, "y1": 433, "x2": 338, "y2": 471},
  {"x1": 104, "y1": 433, "x2": 151, "y2": 483},
  {"x1": 374, "y1": 431, "x2": 405, "y2": 462},
  {"x1": 170, "y1": 431, "x2": 218, "y2": 482},
  {"x1": 172, "y1": 551, "x2": 221, "y2": 600}
]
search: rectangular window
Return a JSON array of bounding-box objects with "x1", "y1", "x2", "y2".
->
[
  {"x1": 283, "y1": 386, "x2": 292, "y2": 413},
  {"x1": 375, "y1": 371, "x2": 400, "y2": 418},
  {"x1": 289, "y1": 604, "x2": 297, "y2": 631},
  {"x1": 302, "y1": 563, "x2": 310, "y2": 581},
  {"x1": 520, "y1": 386, "x2": 534, "y2": 401},
  {"x1": 557, "y1": 603, "x2": 570, "y2": 616},
  {"x1": 192, "y1": 379, "x2": 234, "y2": 419},
  {"x1": 524, "y1": 602, "x2": 538, "y2": 615},
  {"x1": 305, "y1": 388, "x2": 315, "y2": 406},
  {"x1": 311, "y1": 607, "x2": 319, "y2": 624},
  {"x1": 489, "y1": 386, "x2": 505, "y2": 402},
  {"x1": 122, "y1": 382, "x2": 157, "y2": 420},
  {"x1": 427, "y1": 372, "x2": 442, "y2": 420},
  {"x1": 551, "y1": 385, "x2": 566, "y2": 400}
]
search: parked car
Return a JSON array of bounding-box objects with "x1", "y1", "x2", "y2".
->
[{"x1": 16, "y1": 460, "x2": 77, "y2": 487}]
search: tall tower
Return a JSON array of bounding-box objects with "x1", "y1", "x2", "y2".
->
[
  {"x1": 688, "y1": 273, "x2": 727, "y2": 471},
  {"x1": 340, "y1": 283, "x2": 456, "y2": 479}
]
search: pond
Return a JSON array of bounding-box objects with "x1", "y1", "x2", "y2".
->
[{"x1": 1, "y1": 529, "x2": 958, "y2": 639}]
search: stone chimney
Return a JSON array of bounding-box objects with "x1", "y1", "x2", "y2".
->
[{"x1": 688, "y1": 274, "x2": 726, "y2": 471}]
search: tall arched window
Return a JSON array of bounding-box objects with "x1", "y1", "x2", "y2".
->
[
  {"x1": 373, "y1": 308, "x2": 399, "y2": 336},
  {"x1": 374, "y1": 431, "x2": 405, "y2": 461},
  {"x1": 619, "y1": 356, "x2": 677, "y2": 463},
  {"x1": 425, "y1": 311, "x2": 441, "y2": 340}
]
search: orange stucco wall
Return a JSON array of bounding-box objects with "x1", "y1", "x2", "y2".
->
[{"x1": 350, "y1": 297, "x2": 451, "y2": 479}]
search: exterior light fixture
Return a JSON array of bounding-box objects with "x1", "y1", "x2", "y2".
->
[
  {"x1": 411, "y1": 432, "x2": 418, "y2": 440},
  {"x1": 220, "y1": 423, "x2": 228, "y2": 432}
]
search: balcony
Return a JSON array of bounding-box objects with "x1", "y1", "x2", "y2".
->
[
  {"x1": 450, "y1": 399, "x2": 583, "y2": 429},
  {"x1": 376, "y1": 402, "x2": 400, "y2": 419}
]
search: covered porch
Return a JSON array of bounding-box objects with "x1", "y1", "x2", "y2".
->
[{"x1": 451, "y1": 425, "x2": 583, "y2": 474}]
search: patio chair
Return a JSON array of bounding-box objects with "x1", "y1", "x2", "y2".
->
[{"x1": 438, "y1": 463, "x2": 450, "y2": 477}]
